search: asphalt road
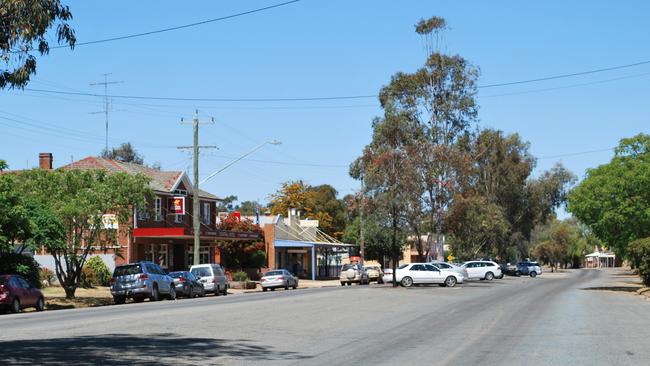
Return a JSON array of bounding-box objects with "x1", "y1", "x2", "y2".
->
[{"x1": 1, "y1": 269, "x2": 649, "y2": 365}]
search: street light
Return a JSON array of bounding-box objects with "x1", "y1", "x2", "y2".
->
[{"x1": 199, "y1": 139, "x2": 282, "y2": 185}]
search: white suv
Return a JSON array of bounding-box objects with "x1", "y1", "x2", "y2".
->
[{"x1": 461, "y1": 261, "x2": 502, "y2": 281}]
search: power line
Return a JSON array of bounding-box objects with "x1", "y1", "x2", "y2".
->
[
  {"x1": 479, "y1": 60, "x2": 650, "y2": 88},
  {"x1": 50, "y1": 0, "x2": 301, "y2": 49},
  {"x1": 22, "y1": 59, "x2": 650, "y2": 102},
  {"x1": 537, "y1": 147, "x2": 615, "y2": 160}
]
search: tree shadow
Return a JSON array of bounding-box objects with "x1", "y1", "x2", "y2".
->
[
  {"x1": 582, "y1": 286, "x2": 642, "y2": 293},
  {"x1": 3, "y1": 333, "x2": 311, "y2": 365}
]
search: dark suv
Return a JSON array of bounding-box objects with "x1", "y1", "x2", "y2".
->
[
  {"x1": 110, "y1": 261, "x2": 176, "y2": 304},
  {"x1": 516, "y1": 261, "x2": 542, "y2": 277}
]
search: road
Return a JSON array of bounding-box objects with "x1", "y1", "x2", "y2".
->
[{"x1": 1, "y1": 269, "x2": 649, "y2": 365}]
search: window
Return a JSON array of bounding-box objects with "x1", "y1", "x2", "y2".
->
[
  {"x1": 154, "y1": 197, "x2": 162, "y2": 221},
  {"x1": 425, "y1": 264, "x2": 438, "y2": 271},
  {"x1": 202, "y1": 202, "x2": 211, "y2": 225},
  {"x1": 137, "y1": 204, "x2": 149, "y2": 221},
  {"x1": 174, "y1": 214, "x2": 183, "y2": 223},
  {"x1": 437, "y1": 263, "x2": 451, "y2": 269},
  {"x1": 411, "y1": 264, "x2": 425, "y2": 271},
  {"x1": 17, "y1": 277, "x2": 30, "y2": 288}
]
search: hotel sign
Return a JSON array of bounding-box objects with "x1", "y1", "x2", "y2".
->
[{"x1": 170, "y1": 197, "x2": 185, "y2": 214}]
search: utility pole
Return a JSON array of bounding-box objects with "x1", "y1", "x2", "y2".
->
[
  {"x1": 359, "y1": 176, "x2": 365, "y2": 266},
  {"x1": 90, "y1": 73, "x2": 122, "y2": 151},
  {"x1": 178, "y1": 110, "x2": 216, "y2": 266}
]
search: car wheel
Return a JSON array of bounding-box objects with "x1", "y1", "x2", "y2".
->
[
  {"x1": 401, "y1": 276, "x2": 414, "y2": 287},
  {"x1": 114, "y1": 296, "x2": 126, "y2": 304},
  {"x1": 133, "y1": 296, "x2": 144, "y2": 303},
  {"x1": 187, "y1": 286, "x2": 193, "y2": 299},
  {"x1": 168, "y1": 286, "x2": 176, "y2": 300},
  {"x1": 222, "y1": 286, "x2": 228, "y2": 296},
  {"x1": 263, "y1": 287, "x2": 268, "y2": 292},
  {"x1": 292, "y1": 283, "x2": 297, "y2": 290},
  {"x1": 285, "y1": 283, "x2": 290, "y2": 290},
  {"x1": 530, "y1": 271, "x2": 537, "y2": 278},
  {"x1": 215, "y1": 285, "x2": 221, "y2": 296},
  {"x1": 11, "y1": 298, "x2": 21, "y2": 313},
  {"x1": 35, "y1": 297, "x2": 45, "y2": 311},
  {"x1": 445, "y1": 276, "x2": 457, "y2": 288},
  {"x1": 271, "y1": 288, "x2": 275, "y2": 291},
  {"x1": 485, "y1": 272, "x2": 494, "y2": 281},
  {"x1": 150, "y1": 284, "x2": 160, "y2": 302},
  {"x1": 340, "y1": 282, "x2": 345, "y2": 286},
  {"x1": 515, "y1": 271, "x2": 521, "y2": 277}
]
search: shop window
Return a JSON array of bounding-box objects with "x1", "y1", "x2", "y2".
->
[{"x1": 187, "y1": 246, "x2": 211, "y2": 265}]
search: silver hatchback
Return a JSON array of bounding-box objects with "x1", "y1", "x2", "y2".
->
[{"x1": 261, "y1": 270, "x2": 298, "y2": 291}]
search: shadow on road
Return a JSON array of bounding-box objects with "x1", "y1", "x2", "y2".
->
[
  {"x1": 581, "y1": 286, "x2": 641, "y2": 293},
  {"x1": 3, "y1": 333, "x2": 311, "y2": 365}
]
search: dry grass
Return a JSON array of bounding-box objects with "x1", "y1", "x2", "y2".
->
[{"x1": 40, "y1": 286, "x2": 113, "y2": 311}]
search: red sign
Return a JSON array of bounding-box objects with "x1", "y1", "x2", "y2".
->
[
  {"x1": 233, "y1": 211, "x2": 241, "y2": 222},
  {"x1": 170, "y1": 197, "x2": 185, "y2": 214}
]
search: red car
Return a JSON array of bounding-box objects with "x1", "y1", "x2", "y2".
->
[{"x1": 0, "y1": 275, "x2": 45, "y2": 313}]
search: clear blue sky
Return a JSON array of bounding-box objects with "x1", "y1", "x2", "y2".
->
[{"x1": 2, "y1": 0, "x2": 649, "y2": 210}]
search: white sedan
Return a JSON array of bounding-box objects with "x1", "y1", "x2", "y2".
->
[{"x1": 394, "y1": 263, "x2": 464, "y2": 287}]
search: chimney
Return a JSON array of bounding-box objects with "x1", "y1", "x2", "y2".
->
[{"x1": 39, "y1": 153, "x2": 53, "y2": 170}]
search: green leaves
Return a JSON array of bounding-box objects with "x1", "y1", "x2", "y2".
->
[
  {"x1": 1, "y1": 0, "x2": 76, "y2": 89},
  {"x1": 569, "y1": 134, "x2": 650, "y2": 258}
]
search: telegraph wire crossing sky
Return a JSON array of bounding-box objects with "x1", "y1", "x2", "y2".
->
[{"x1": 2, "y1": 0, "x2": 648, "y2": 208}]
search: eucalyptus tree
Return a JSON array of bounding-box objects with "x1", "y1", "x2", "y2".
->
[
  {"x1": 378, "y1": 16, "x2": 479, "y2": 260},
  {"x1": 1, "y1": 0, "x2": 76, "y2": 89}
]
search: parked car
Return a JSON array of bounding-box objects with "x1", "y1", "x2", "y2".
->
[
  {"x1": 394, "y1": 263, "x2": 464, "y2": 287},
  {"x1": 461, "y1": 261, "x2": 502, "y2": 281},
  {"x1": 339, "y1": 263, "x2": 369, "y2": 286},
  {"x1": 382, "y1": 268, "x2": 394, "y2": 284},
  {"x1": 516, "y1": 261, "x2": 542, "y2": 277},
  {"x1": 501, "y1": 263, "x2": 518, "y2": 277},
  {"x1": 260, "y1": 270, "x2": 298, "y2": 291},
  {"x1": 189, "y1": 263, "x2": 229, "y2": 296},
  {"x1": 169, "y1": 271, "x2": 205, "y2": 298},
  {"x1": 0, "y1": 275, "x2": 45, "y2": 313},
  {"x1": 430, "y1": 261, "x2": 469, "y2": 279},
  {"x1": 110, "y1": 261, "x2": 176, "y2": 304},
  {"x1": 365, "y1": 265, "x2": 384, "y2": 284}
]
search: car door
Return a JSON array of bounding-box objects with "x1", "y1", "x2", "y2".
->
[
  {"x1": 424, "y1": 264, "x2": 443, "y2": 284},
  {"x1": 408, "y1": 264, "x2": 426, "y2": 283},
  {"x1": 464, "y1": 262, "x2": 478, "y2": 278},
  {"x1": 15, "y1": 277, "x2": 35, "y2": 306}
]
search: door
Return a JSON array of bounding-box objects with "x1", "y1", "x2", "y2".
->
[
  {"x1": 465, "y1": 262, "x2": 480, "y2": 279},
  {"x1": 409, "y1": 264, "x2": 426, "y2": 283},
  {"x1": 425, "y1": 264, "x2": 445, "y2": 284},
  {"x1": 173, "y1": 244, "x2": 186, "y2": 271},
  {"x1": 15, "y1": 277, "x2": 35, "y2": 306}
]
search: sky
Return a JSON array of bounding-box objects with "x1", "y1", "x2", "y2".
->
[{"x1": 2, "y1": 0, "x2": 649, "y2": 212}]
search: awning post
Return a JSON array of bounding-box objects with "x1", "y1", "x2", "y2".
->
[{"x1": 311, "y1": 244, "x2": 316, "y2": 281}]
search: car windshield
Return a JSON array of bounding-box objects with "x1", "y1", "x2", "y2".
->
[
  {"x1": 191, "y1": 267, "x2": 212, "y2": 277},
  {"x1": 113, "y1": 264, "x2": 142, "y2": 277},
  {"x1": 265, "y1": 271, "x2": 284, "y2": 276},
  {"x1": 342, "y1": 264, "x2": 357, "y2": 271}
]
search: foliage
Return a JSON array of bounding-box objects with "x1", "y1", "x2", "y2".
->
[
  {"x1": 100, "y1": 142, "x2": 144, "y2": 165},
  {"x1": 80, "y1": 266, "x2": 96, "y2": 288},
  {"x1": 39, "y1": 267, "x2": 55, "y2": 286},
  {"x1": 269, "y1": 181, "x2": 347, "y2": 238},
  {"x1": 237, "y1": 200, "x2": 262, "y2": 216},
  {"x1": 0, "y1": 159, "x2": 7, "y2": 171},
  {"x1": 232, "y1": 271, "x2": 249, "y2": 282},
  {"x1": 85, "y1": 256, "x2": 111, "y2": 286},
  {"x1": 0, "y1": 174, "x2": 33, "y2": 254},
  {"x1": 1, "y1": 0, "x2": 76, "y2": 89},
  {"x1": 216, "y1": 195, "x2": 238, "y2": 213},
  {"x1": 216, "y1": 216, "x2": 266, "y2": 270},
  {"x1": 531, "y1": 219, "x2": 591, "y2": 271},
  {"x1": 629, "y1": 238, "x2": 650, "y2": 286},
  {"x1": 446, "y1": 196, "x2": 510, "y2": 261},
  {"x1": 568, "y1": 133, "x2": 650, "y2": 259},
  {"x1": 14, "y1": 168, "x2": 151, "y2": 298},
  {"x1": 0, "y1": 252, "x2": 41, "y2": 288}
]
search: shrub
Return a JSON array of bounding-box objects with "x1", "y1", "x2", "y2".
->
[
  {"x1": 85, "y1": 256, "x2": 111, "y2": 286},
  {"x1": 40, "y1": 267, "x2": 56, "y2": 286},
  {"x1": 0, "y1": 253, "x2": 41, "y2": 288},
  {"x1": 232, "y1": 271, "x2": 249, "y2": 282},
  {"x1": 629, "y1": 238, "x2": 650, "y2": 286},
  {"x1": 80, "y1": 266, "x2": 96, "y2": 288}
]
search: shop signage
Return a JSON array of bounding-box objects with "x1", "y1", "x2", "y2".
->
[
  {"x1": 101, "y1": 214, "x2": 118, "y2": 230},
  {"x1": 170, "y1": 196, "x2": 185, "y2": 214}
]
